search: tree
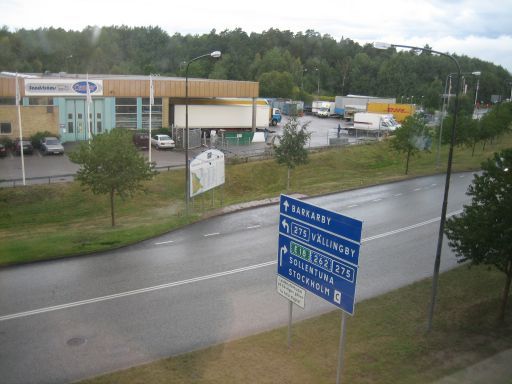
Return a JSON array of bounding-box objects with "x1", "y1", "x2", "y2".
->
[
  {"x1": 445, "y1": 149, "x2": 512, "y2": 323},
  {"x1": 274, "y1": 117, "x2": 311, "y2": 190},
  {"x1": 69, "y1": 129, "x2": 157, "y2": 227},
  {"x1": 390, "y1": 115, "x2": 431, "y2": 174}
]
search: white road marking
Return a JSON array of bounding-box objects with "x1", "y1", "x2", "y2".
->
[
  {"x1": 0, "y1": 209, "x2": 464, "y2": 322},
  {"x1": 348, "y1": 204, "x2": 359, "y2": 208},
  {"x1": 154, "y1": 240, "x2": 174, "y2": 245},
  {"x1": 393, "y1": 193, "x2": 403, "y2": 197},
  {"x1": 431, "y1": 184, "x2": 437, "y2": 187},
  {"x1": 247, "y1": 225, "x2": 261, "y2": 229},
  {"x1": 0, "y1": 261, "x2": 276, "y2": 322},
  {"x1": 204, "y1": 232, "x2": 220, "y2": 237},
  {"x1": 372, "y1": 198, "x2": 382, "y2": 202},
  {"x1": 413, "y1": 188, "x2": 422, "y2": 191}
]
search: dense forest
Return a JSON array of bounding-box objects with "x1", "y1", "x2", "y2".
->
[{"x1": 1, "y1": 26, "x2": 511, "y2": 109}]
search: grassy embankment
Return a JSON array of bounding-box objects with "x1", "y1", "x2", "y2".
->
[
  {"x1": 79, "y1": 265, "x2": 512, "y2": 384},
  {"x1": 1, "y1": 135, "x2": 511, "y2": 266}
]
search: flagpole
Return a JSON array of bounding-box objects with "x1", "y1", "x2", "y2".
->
[
  {"x1": 86, "y1": 74, "x2": 92, "y2": 144},
  {"x1": 16, "y1": 74, "x2": 26, "y2": 186},
  {"x1": 149, "y1": 74, "x2": 153, "y2": 163}
]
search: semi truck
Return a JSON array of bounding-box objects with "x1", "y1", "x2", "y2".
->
[
  {"x1": 367, "y1": 103, "x2": 415, "y2": 123},
  {"x1": 170, "y1": 98, "x2": 280, "y2": 134},
  {"x1": 335, "y1": 95, "x2": 396, "y2": 121},
  {"x1": 352, "y1": 112, "x2": 401, "y2": 133}
]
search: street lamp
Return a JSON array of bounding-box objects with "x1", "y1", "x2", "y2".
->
[
  {"x1": 374, "y1": 42, "x2": 461, "y2": 332},
  {"x1": 436, "y1": 71, "x2": 481, "y2": 168},
  {"x1": 315, "y1": 67, "x2": 319, "y2": 96},
  {"x1": 301, "y1": 67, "x2": 307, "y2": 91},
  {"x1": 473, "y1": 71, "x2": 482, "y2": 107},
  {"x1": 185, "y1": 50, "x2": 221, "y2": 215}
]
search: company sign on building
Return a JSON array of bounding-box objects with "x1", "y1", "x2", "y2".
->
[{"x1": 24, "y1": 79, "x2": 103, "y2": 96}]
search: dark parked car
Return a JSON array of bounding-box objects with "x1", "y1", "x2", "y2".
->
[
  {"x1": 40, "y1": 136, "x2": 65, "y2": 155},
  {"x1": 0, "y1": 143, "x2": 6, "y2": 157},
  {"x1": 132, "y1": 131, "x2": 150, "y2": 149},
  {"x1": 14, "y1": 138, "x2": 34, "y2": 155}
]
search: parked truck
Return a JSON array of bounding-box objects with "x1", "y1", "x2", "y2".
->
[
  {"x1": 312, "y1": 100, "x2": 336, "y2": 117},
  {"x1": 367, "y1": 103, "x2": 416, "y2": 123},
  {"x1": 171, "y1": 98, "x2": 278, "y2": 134},
  {"x1": 352, "y1": 112, "x2": 401, "y2": 133}
]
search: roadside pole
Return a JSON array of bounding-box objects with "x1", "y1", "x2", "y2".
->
[
  {"x1": 336, "y1": 311, "x2": 348, "y2": 384},
  {"x1": 287, "y1": 300, "x2": 293, "y2": 348}
]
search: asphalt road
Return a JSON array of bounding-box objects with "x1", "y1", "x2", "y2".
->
[{"x1": 0, "y1": 172, "x2": 474, "y2": 383}]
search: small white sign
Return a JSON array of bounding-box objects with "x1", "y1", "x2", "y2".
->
[
  {"x1": 190, "y1": 149, "x2": 225, "y2": 197},
  {"x1": 277, "y1": 275, "x2": 305, "y2": 309}
]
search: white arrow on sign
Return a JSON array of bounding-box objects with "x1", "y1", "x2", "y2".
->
[
  {"x1": 281, "y1": 218, "x2": 290, "y2": 233},
  {"x1": 283, "y1": 200, "x2": 289, "y2": 212},
  {"x1": 280, "y1": 245, "x2": 288, "y2": 267}
]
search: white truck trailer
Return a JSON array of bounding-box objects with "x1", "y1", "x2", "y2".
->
[
  {"x1": 352, "y1": 112, "x2": 401, "y2": 133},
  {"x1": 171, "y1": 98, "x2": 274, "y2": 133}
]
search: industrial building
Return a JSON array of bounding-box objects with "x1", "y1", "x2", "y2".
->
[{"x1": 0, "y1": 72, "x2": 259, "y2": 143}]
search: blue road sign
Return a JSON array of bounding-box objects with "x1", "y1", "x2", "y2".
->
[{"x1": 277, "y1": 195, "x2": 363, "y2": 315}]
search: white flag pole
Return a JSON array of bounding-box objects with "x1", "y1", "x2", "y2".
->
[
  {"x1": 149, "y1": 74, "x2": 154, "y2": 163},
  {"x1": 86, "y1": 74, "x2": 92, "y2": 143},
  {"x1": 16, "y1": 74, "x2": 26, "y2": 186}
]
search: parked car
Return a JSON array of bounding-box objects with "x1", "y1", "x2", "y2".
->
[
  {"x1": 151, "y1": 134, "x2": 175, "y2": 150},
  {"x1": 14, "y1": 138, "x2": 34, "y2": 155},
  {"x1": 132, "y1": 131, "x2": 150, "y2": 149},
  {"x1": 40, "y1": 136, "x2": 64, "y2": 155},
  {"x1": 0, "y1": 143, "x2": 6, "y2": 157}
]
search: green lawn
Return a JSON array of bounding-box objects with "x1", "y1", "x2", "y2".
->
[
  {"x1": 79, "y1": 265, "x2": 512, "y2": 384},
  {"x1": 1, "y1": 135, "x2": 511, "y2": 266}
]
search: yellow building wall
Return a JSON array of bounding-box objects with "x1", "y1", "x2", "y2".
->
[{"x1": 0, "y1": 105, "x2": 60, "y2": 140}]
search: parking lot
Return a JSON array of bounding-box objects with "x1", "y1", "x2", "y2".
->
[{"x1": 0, "y1": 116, "x2": 355, "y2": 187}]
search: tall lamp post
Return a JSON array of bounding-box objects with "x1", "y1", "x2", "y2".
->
[
  {"x1": 436, "y1": 71, "x2": 480, "y2": 168},
  {"x1": 315, "y1": 67, "x2": 320, "y2": 96},
  {"x1": 185, "y1": 51, "x2": 221, "y2": 215},
  {"x1": 374, "y1": 42, "x2": 461, "y2": 332}
]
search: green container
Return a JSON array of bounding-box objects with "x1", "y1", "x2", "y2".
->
[{"x1": 222, "y1": 131, "x2": 254, "y2": 145}]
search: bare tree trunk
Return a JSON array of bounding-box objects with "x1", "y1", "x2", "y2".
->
[
  {"x1": 498, "y1": 260, "x2": 512, "y2": 324},
  {"x1": 110, "y1": 189, "x2": 115, "y2": 227}
]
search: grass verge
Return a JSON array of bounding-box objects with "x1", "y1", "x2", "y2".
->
[
  {"x1": 79, "y1": 265, "x2": 512, "y2": 384},
  {"x1": 1, "y1": 135, "x2": 511, "y2": 266}
]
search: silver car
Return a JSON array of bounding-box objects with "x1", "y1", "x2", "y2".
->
[
  {"x1": 151, "y1": 134, "x2": 175, "y2": 150},
  {"x1": 41, "y1": 137, "x2": 65, "y2": 155}
]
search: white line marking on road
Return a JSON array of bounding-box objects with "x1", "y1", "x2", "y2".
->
[
  {"x1": 431, "y1": 184, "x2": 437, "y2": 187},
  {"x1": 372, "y1": 198, "x2": 382, "y2": 202},
  {"x1": 459, "y1": 175, "x2": 465, "y2": 178},
  {"x1": 247, "y1": 225, "x2": 261, "y2": 229},
  {"x1": 348, "y1": 204, "x2": 359, "y2": 208},
  {"x1": 204, "y1": 232, "x2": 220, "y2": 237},
  {"x1": 393, "y1": 193, "x2": 403, "y2": 197},
  {"x1": 362, "y1": 209, "x2": 462, "y2": 243},
  {"x1": 154, "y1": 240, "x2": 174, "y2": 245},
  {"x1": 0, "y1": 209, "x2": 464, "y2": 322},
  {"x1": 413, "y1": 188, "x2": 422, "y2": 191},
  {"x1": 0, "y1": 261, "x2": 276, "y2": 322}
]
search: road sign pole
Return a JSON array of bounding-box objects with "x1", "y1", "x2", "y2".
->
[
  {"x1": 287, "y1": 300, "x2": 293, "y2": 348},
  {"x1": 336, "y1": 311, "x2": 347, "y2": 384}
]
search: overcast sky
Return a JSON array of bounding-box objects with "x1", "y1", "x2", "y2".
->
[{"x1": 2, "y1": 0, "x2": 512, "y2": 73}]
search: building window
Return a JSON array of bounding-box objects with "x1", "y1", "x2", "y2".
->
[
  {"x1": 115, "y1": 98, "x2": 138, "y2": 129},
  {"x1": 1, "y1": 122, "x2": 12, "y2": 134},
  {"x1": 142, "y1": 97, "x2": 162, "y2": 129},
  {"x1": 28, "y1": 97, "x2": 53, "y2": 106},
  {"x1": 96, "y1": 121, "x2": 102, "y2": 133},
  {"x1": 0, "y1": 98, "x2": 16, "y2": 105}
]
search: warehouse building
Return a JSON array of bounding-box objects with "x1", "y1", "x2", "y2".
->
[{"x1": 0, "y1": 72, "x2": 259, "y2": 143}]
